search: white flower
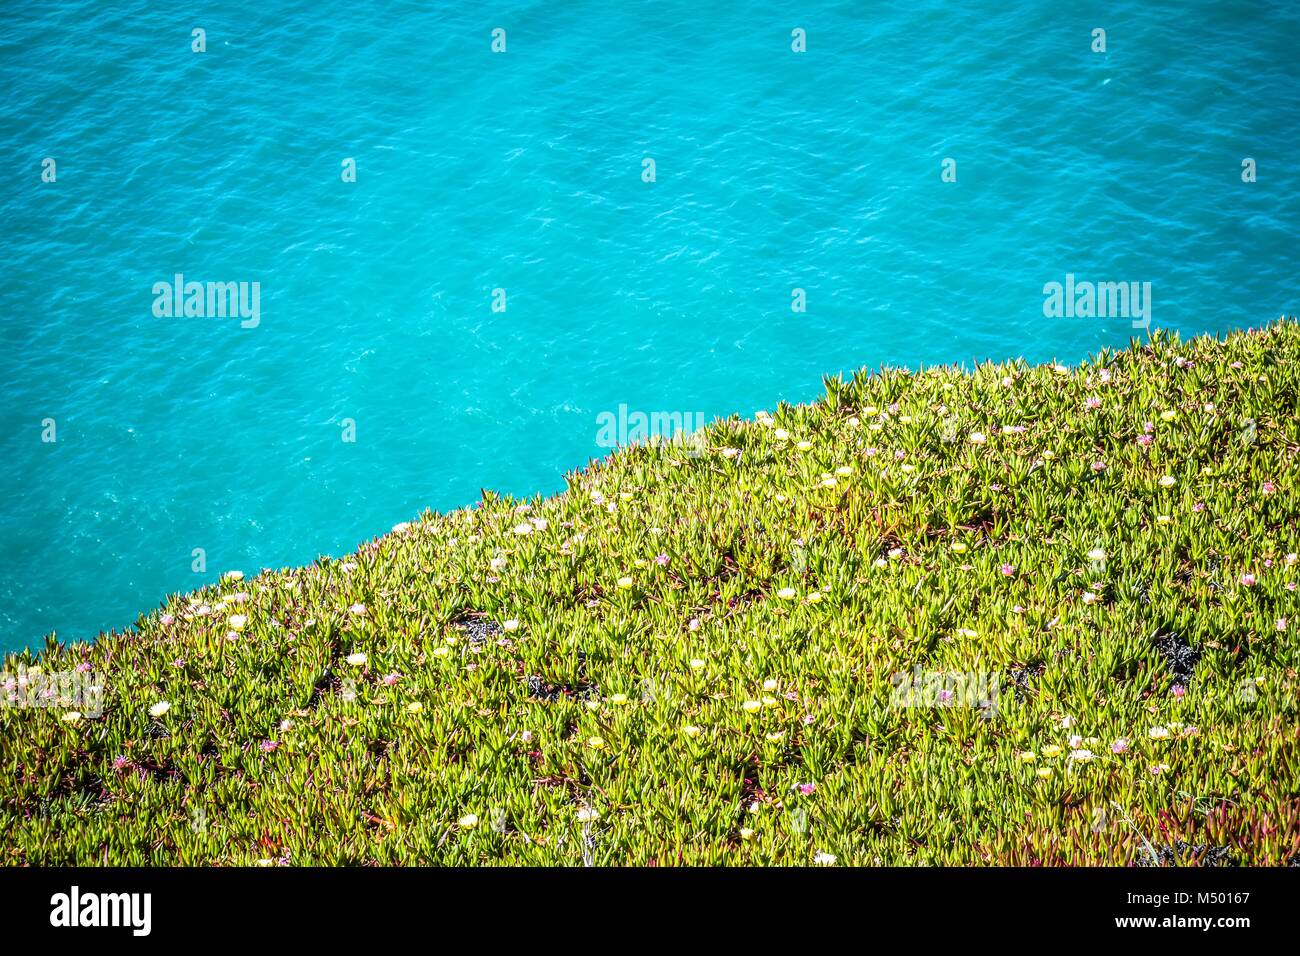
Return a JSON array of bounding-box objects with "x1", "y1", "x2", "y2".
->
[
  {"x1": 576, "y1": 807, "x2": 600, "y2": 822},
  {"x1": 813, "y1": 851, "x2": 837, "y2": 866},
  {"x1": 742, "y1": 700, "x2": 763, "y2": 712},
  {"x1": 222, "y1": 570, "x2": 244, "y2": 582},
  {"x1": 345, "y1": 652, "x2": 368, "y2": 666},
  {"x1": 458, "y1": 814, "x2": 479, "y2": 829},
  {"x1": 968, "y1": 432, "x2": 987, "y2": 444},
  {"x1": 228, "y1": 614, "x2": 247, "y2": 631},
  {"x1": 502, "y1": 619, "x2": 521, "y2": 632},
  {"x1": 1086, "y1": 548, "x2": 1106, "y2": 563},
  {"x1": 1149, "y1": 726, "x2": 1171, "y2": 740},
  {"x1": 689, "y1": 658, "x2": 706, "y2": 670},
  {"x1": 776, "y1": 587, "x2": 797, "y2": 600},
  {"x1": 149, "y1": 701, "x2": 171, "y2": 718},
  {"x1": 391, "y1": 522, "x2": 410, "y2": 533},
  {"x1": 762, "y1": 679, "x2": 778, "y2": 691},
  {"x1": 1158, "y1": 475, "x2": 1176, "y2": 487},
  {"x1": 489, "y1": 556, "x2": 507, "y2": 572},
  {"x1": 61, "y1": 711, "x2": 82, "y2": 724},
  {"x1": 348, "y1": 603, "x2": 366, "y2": 616},
  {"x1": 512, "y1": 523, "x2": 533, "y2": 535}
]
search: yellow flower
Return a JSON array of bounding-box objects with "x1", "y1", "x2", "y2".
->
[
  {"x1": 1017, "y1": 750, "x2": 1036, "y2": 762},
  {"x1": 742, "y1": 700, "x2": 762, "y2": 712},
  {"x1": 1160, "y1": 410, "x2": 1177, "y2": 421},
  {"x1": 432, "y1": 646, "x2": 450, "y2": 658},
  {"x1": 407, "y1": 701, "x2": 424, "y2": 714},
  {"x1": 740, "y1": 827, "x2": 755, "y2": 841},
  {"x1": 1041, "y1": 744, "x2": 1062, "y2": 757},
  {"x1": 610, "y1": 693, "x2": 629, "y2": 706},
  {"x1": 682, "y1": 724, "x2": 702, "y2": 737},
  {"x1": 689, "y1": 658, "x2": 706, "y2": 670},
  {"x1": 796, "y1": 440, "x2": 813, "y2": 451},
  {"x1": 1036, "y1": 767, "x2": 1054, "y2": 779},
  {"x1": 587, "y1": 736, "x2": 606, "y2": 749},
  {"x1": 951, "y1": 542, "x2": 968, "y2": 554},
  {"x1": 616, "y1": 576, "x2": 634, "y2": 589}
]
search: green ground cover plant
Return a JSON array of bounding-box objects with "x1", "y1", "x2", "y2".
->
[{"x1": 3, "y1": 322, "x2": 1298, "y2": 865}]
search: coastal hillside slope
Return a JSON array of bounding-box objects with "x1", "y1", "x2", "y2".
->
[{"x1": 4, "y1": 323, "x2": 1298, "y2": 865}]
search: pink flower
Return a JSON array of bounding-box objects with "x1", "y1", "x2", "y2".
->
[
  {"x1": 654, "y1": 554, "x2": 670, "y2": 566},
  {"x1": 1262, "y1": 481, "x2": 1276, "y2": 494},
  {"x1": 1137, "y1": 434, "x2": 1153, "y2": 447},
  {"x1": 1277, "y1": 618, "x2": 1288, "y2": 632},
  {"x1": 1091, "y1": 461, "x2": 1106, "y2": 472},
  {"x1": 1110, "y1": 739, "x2": 1129, "y2": 754},
  {"x1": 802, "y1": 714, "x2": 815, "y2": 725},
  {"x1": 160, "y1": 614, "x2": 175, "y2": 626},
  {"x1": 112, "y1": 755, "x2": 130, "y2": 771},
  {"x1": 1171, "y1": 684, "x2": 1186, "y2": 698},
  {"x1": 74, "y1": 662, "x2": 92, "y2": 673},
  {"x1": 1085, "y1": 397, "x2": 1102, "y2": 410},
  {"x1": 1192, "y1": 501, "x2": 1206, "y2": 513},
  {"x1": 1240, "y1": 573, "x2": 1257, "y2": 587},
  {"x1": 382, "y1": 672, "x2": 401, "y2": 686},
  {"x1": 1143, "y1": 421, "x2": 1155, "y2": 434},
  {"x1": 1000, "y1": 564, "x2": 1016, "y2": 577},
  {"x1": 798, "y1": 783, "x2": 817, "y2": 796},
  {"x1": 260, "y1": 740, "x2": 278, "y2": 753}
]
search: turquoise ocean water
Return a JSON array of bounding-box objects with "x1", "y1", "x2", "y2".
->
[{"x1": 1, "y1": 1, "x2": 1297, "y2": 653}]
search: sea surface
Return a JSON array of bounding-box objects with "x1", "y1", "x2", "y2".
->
[{"x1": 1, "y1": 0, "x2": 1298, "y2": 653}]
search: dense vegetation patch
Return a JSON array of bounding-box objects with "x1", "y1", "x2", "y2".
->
[{"x1": 4, "y1": 323, "x2": 1298, "y2": 865}]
